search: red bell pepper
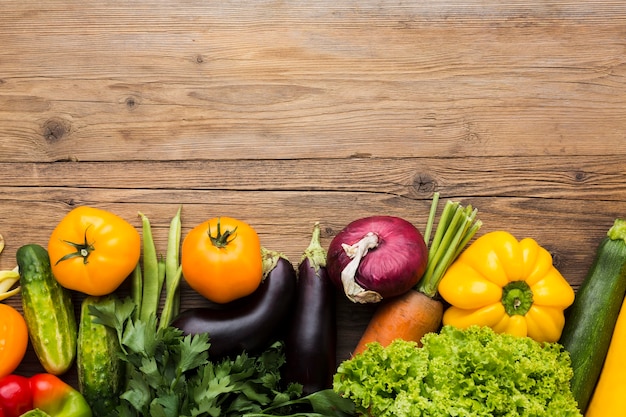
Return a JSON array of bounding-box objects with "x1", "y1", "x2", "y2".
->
[
  {"x1": 0, "y1": 374, "x2": 91, "y2": 417},
  {"x1": 0, "y1": 375, "x2": 32, "y2": 417}
]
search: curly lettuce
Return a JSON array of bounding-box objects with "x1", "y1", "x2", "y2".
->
[{"x1": 333, "y1": 325, "x2": 582, "y2": 417}]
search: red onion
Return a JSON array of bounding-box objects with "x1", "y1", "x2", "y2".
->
[{"x1": 327, "y1": 216, "x2": 428, "y2": 304}]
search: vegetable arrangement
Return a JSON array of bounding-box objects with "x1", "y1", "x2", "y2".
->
[
  {"x1": 349, "y1": 194, "x2": 481, "y2": 354},
  {"x1": 171, "y1": 247, "x2": 298, "y2": 359},
  {"x1": 3, "y1": 200, "x2": 625, "y2": 417}
]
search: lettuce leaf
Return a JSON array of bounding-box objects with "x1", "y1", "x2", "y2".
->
[{"x1": 333, "y1": 325, "x2": 582, "y2": 417}]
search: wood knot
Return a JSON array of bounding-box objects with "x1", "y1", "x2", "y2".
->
[
  {"x1": 412, "y1": 173, "x2": 437, "y2": 194},
  {"x1": 42, "y1": 117, "x2": 71, "y2": 142},
  {"x1": 195, "y1": 54, "x2": 204, "y2": 64},
  {"x1": 125, "y1": 96, "x2": 139, "y2": 110},
  {"x1": 574, "y1": 171, "x2": 586, "y2": 182}
]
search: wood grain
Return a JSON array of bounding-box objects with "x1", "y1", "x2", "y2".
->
[{"x1": 1, "y1": 0, "x2": 625, "y2": 394}]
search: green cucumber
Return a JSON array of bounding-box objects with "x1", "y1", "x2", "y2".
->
[
  {"x1": 17, "y1": 243, "x2": 77, "y2": 375},
  {"x1": 559, "y1": 219, "x2": 626, "y2": 413},
  {"x1": 77, "y1": 295, "x2": 124, "y2": 416}
]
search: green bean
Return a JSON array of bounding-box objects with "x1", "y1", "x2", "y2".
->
[
  {"x1": 130, "y1": 263, "x2": 142, "y2": 320},
  {"x1": 159, "y1": 206, "x2": 182, "y2": 329},
  {"x1": 164, "y1": 206, "x2": 182, "y2": 319},
  {"x1": 159, "y1": 265, "x2": 182, "y2": 330},
  {"x1": 138, "y1": 212, "x2": 161, "y2": 322}
]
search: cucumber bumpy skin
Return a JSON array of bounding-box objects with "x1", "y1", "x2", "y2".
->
[
  {"x1": 17, "y1": 243, "x2": 77, "y2": 375},
  {"x1": 77, "y1": 295, "x2": 124, "y2": 416}
]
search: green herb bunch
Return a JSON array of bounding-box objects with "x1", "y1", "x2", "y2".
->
[{"x1": 91, "y1": 298, "x2": 305, "y2": 417}]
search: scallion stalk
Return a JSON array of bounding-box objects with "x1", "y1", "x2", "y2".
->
[{"x1": 415, "y1": 195, "x2": 481, "y2": 298}]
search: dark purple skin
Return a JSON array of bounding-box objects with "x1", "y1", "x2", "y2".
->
[
  {"x1": 283, "y1": 254, "x2": 336, "y2": 395},
  {"x1": 171, "y1": 255, "x2": 297, "y2": 359},
  {"x1": 327, "y1": 215, "x2": 428, "y2": 300}
]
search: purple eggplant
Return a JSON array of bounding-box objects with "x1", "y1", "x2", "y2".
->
[
  {"x1": 283, "y1": 223, "x2": 337, "y2": 395},
  {"x1": 171, "y1": 248, "x2": 297, "y2": 359}
]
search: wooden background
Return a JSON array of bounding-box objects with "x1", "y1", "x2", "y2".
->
[{"x1": 1, "y1": 1, "x2": 625, "y2": 389}]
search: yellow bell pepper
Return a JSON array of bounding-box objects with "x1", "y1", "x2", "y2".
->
[{"x1": 438, "y1": 230, "x2": 575, "y2": 343}]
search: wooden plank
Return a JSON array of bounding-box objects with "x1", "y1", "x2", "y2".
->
[
  {"x1": 1, "y1": 2, "x2": 626, "y2": 161},
  {"x1": 1, "y1": 155, "x2": 625, "y2": 200}
]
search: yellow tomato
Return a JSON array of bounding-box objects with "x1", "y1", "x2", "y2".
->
[
  {"x1": 0, "y1": 303, "x2": 29, "y2": 378},
  {"x1": 48, "y1": 206, "x2": 141, "y2": 296},
  {"x1": 182, "y1": 216, "x2": 263, "y2": 304}
]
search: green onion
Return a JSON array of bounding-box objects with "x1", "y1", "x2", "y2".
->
[{"x1": 415, "y1": 193, "x2": 482, "y2": 298}]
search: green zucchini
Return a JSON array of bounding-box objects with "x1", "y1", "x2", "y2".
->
[
  {"x1": 559, "y1": 219, "x2": 626, "y2": 413},
  {"x1": 17, "y1": 243, "x2": 77, "y2": 375},
  {"x1": 77, "y1": 295, "x2": 124, "y2": 416}
]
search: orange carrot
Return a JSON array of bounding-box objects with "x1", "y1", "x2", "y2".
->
[
  {"x1": 352, "y1": 193, "x2": 481, "y2": 356},
  {"x1": 353, "y1": 289, "x2": 443, "y2": 355}
]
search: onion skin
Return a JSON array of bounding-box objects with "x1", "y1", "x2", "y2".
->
[{"x1": 327, "y1": 216, "x2": 428, "y2": 303}]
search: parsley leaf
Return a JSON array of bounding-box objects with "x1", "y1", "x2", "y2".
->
[{"x1": 91, "y1": 298, "x2": 348, "y2": 417}]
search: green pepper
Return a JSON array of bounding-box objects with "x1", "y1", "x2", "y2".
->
[{"x1": 0, "y1": 374, "x2": 91, "y2": 417}]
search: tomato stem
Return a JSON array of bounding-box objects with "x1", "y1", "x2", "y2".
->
[
  {"x1": 208, "y1": 217, "x2": 238, "y2": 248},
  {"x1": 55, "y1": 226, "x2": 95, "y2": 265}
]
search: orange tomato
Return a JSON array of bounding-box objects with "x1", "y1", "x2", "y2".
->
[
  {"x1": 182, "y1": 216, "x2": 263, "y2": 303},
  {"x1": 0, "y1": 303, "x2": 29, "y2": 378},
  {"x1": 48, "y1": 206, "x2": 141, "y2": 296}
]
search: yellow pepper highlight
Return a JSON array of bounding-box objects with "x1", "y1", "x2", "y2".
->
[{"x1": 438, "y1": 230, "x2": 575, "y2": 343}]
